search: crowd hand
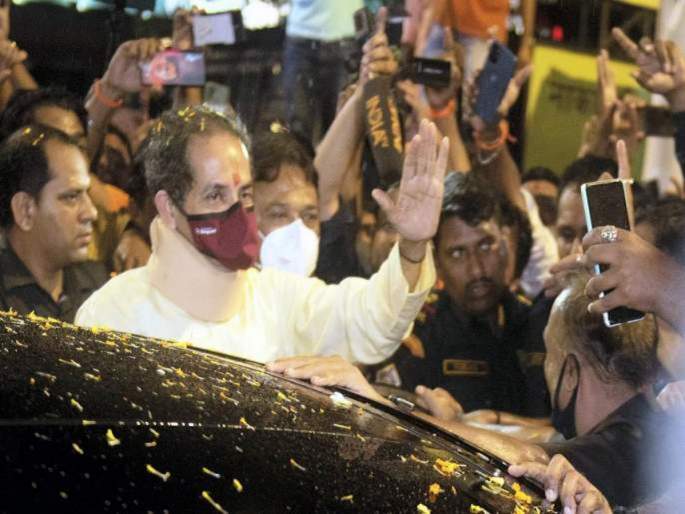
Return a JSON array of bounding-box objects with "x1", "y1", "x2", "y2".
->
[
  {"x1": 657, "y1": 381, "x2": 685, "y2": 413},
  {"x1": 581, "y1": 227, "x2": 670, "y2": 316},
  {"x1": 0, "y1": 39, "x2": 26, "y2": 83},
  {"x1": 265, "y1": 355, "x2": 387, "y2": 404},
  {"x1": 0, "y1": 0, "x2": 10, "y2": 42},
  {"x1": 359, "y1": 6, "x2": 397, "y2": 86},
  {"x1": 173, "y1": 8, "x2": 198, "y2": 51},
  {"x1": 509, "y1": 454, "x2": 612, "y2": 514},
  {"x1": 424, "y1": 28, "x2": 463, "y2": 110},
  {"x1": 613, "y1": 28, "x2": 685, "y2": 110},
  {"x1": 397, "y1": 80, "x2": 431, "y2": 121},
  {"x1": 113, "y1": 229, "x2": 151, "y2": 274},
  {"x1": 102, "y1": 38, "x2": 170, "y2": 96},
  {"x1": 467, "y1": 62, "x2": 533, "y2": 133},
  {"x1": 414, "y1": 385, "x2": 464, "y2": 421},
  {"x1": 372, "y1": 119, "x2": 448, "y2": 244}
]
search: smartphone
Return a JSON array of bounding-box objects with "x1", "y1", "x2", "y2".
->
[
  {"x1": 193, "y1": 12, "x2": 236, "y2": 47},
  {"x1": 409, "y1": 57, "x2": 451, "y2": 89},
  {"x1": 473, "y1": 41, "x2": 517, "y2": 125},
  {"x1": 639, "y1": 105, "x2": 675, "y2": 137},
  {"x1": 140, "y1": 50, "x2": 206, "y2": 87},
  {"x1": 581, "y1": 179, "x2": 645, "y2": 327}
]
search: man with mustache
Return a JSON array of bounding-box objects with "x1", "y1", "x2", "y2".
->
[{"x1": 375, "y1": 171, "x2": 547, "y2": 416}]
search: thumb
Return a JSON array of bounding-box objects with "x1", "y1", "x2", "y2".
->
[
  {"x1": 372, "y1": 188, "x2": 394, "y2": 215},
  {"x1": 375, "y1": 6, "x2": 387, "y2": 35}
]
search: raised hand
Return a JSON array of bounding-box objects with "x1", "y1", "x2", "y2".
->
[
  {"x1": 0, "y1": 39, "x2": 26, "y2": 83},
  {"x1": 0, "y1": 0, "x2": 10, "y2": 42},
  {"x1": 613, "y1": 28, "x2": 685, "y2": 110},
  {"x1": 359, "y1": 6, "x2": 397, "y2": 85},
  {"x1": 173, "y1": 8, "x2": 195, "y2": 51},
  {"x1": 102, "y1": 38, "x2": 170, "y2": 96},
  {"x1": 372, "y1": 119, "x2": 449, "y2": 244},
  {"x1": 509, "y1": 454, "x2": 613, "y2": 514}
]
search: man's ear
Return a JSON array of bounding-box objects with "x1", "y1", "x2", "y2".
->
[
  {"x1": 565, "y1": 353, "x2": 581, "y2": 391},
  {"x1": 10, "y1": 192, "x2": 36, "y2": 232},
  {"x1": 154, "y1": 190, "x2": 178, "y2": 230}
]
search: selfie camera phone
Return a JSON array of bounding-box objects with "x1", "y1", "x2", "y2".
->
[
  {"x1": 410, "y1": 57, "x2": 452, "y2": 89},
  {"x1": 580, "y1": 179, "x2": 645, "y2": 328},
  {"x1": 473, "y1": 41, "x2": 516, "y2": 125},
  {"x1": 141, "y1": 50, "x2": 206, "y2": 87}
]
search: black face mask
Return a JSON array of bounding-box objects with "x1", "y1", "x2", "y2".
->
[{"x1": 551, "y1": 355, "x2": 579, "y2": 439}]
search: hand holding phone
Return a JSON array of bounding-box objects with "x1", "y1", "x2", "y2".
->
[
  {"x1": 473, "y1": 42, "x2": 517, "y2": 126},
  {"x1": 581, "y1": 178, "x2": 645, "y2": 327}
]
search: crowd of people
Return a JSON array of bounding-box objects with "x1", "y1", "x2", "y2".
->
[{"x1": 1, "y1": 1, "x2": 685, "y2": 512}]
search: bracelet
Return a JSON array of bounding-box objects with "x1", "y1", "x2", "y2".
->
[
  {"x1": 474, "y1": 119, "x2": 509, "y2": 151},
  {"x1": 94, "y1": 79, "x2": 123, "y2": 109},
  {"x1": 430, "y1": 99, "x2": 456, "y2": 120},
  {"x1": 399, "y1": 247, "x2": 425, "y2": 264}
]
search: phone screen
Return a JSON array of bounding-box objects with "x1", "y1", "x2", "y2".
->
[
  {"x1": 583, "y1": 180, "x2": 644, "y2": 326},
  {"x1": 141, "y1": 51, "x2": 206, "y2": 87}
]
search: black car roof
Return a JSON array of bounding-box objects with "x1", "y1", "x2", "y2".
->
[{"x1": 0, "y1": 311, "x2": 557, "y2": 513}]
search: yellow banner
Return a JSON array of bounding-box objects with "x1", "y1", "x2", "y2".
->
[
  {"x1": 524, "y1": 44, "x2": 647, "y2": 176},
  {"x1": 614, "y1": 0, "x2": 660, "y2": 10}
]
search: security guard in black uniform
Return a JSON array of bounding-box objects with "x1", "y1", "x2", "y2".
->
[{"x1": 373, "y1": 172, "x2": 549, "y2": 417}]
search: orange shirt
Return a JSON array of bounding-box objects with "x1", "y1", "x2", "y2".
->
[{"x1": 440, "y1": 0, "x2": 509, "y2": 42}]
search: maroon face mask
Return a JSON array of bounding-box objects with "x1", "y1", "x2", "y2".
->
[{"x1": 183, "y1": 203, "x2": 260, "y2": 271}]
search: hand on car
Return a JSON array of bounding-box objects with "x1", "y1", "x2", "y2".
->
[
  {"x1": 266, "y1": 355, "x2": 387, "y2": 404},
  {"x1": 509, "y1": 454, "x2": 613, "y2": 514},
  {"x1": 414, "y1": 385, "x2": 464, "y2": 421}
]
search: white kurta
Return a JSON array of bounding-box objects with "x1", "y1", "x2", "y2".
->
[{"x1": 75, "y1": 243, "x2": 436, "y2": 365}]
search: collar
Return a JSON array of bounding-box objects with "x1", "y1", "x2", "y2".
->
[
  {"x1": 0, "y1": 243, "x2": 41, "y2": 291},
  {"x1": 147, "y1": 217, "x2": 246, "y2": 323}
]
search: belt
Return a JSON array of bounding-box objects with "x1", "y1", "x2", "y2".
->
[{"x1": 286, "y1": 35, "x2": 356, "y2": 50}]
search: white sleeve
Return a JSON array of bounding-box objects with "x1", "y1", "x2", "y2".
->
[
  {"x1": 269, "y1": 243, "x2": 436, "y2": 365},
  {"x1": 519, "y1": 188, "x2": 559, "y2": 299}
]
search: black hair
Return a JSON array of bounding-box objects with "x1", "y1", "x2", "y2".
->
[
  {"x1": 142, "y1": 106, "x2": 250, "y2": 206},
  {"x1": 635, "y1": 196, "x2": 685, "y2": 266},
  {"x1": 560, "y1": 155, "x2": 618, "y2": 193},
  {"x1": 0, "y1": 88, "x2": 86, "y2": 140},
  {"x1": 251, "y1": 130, "x2": 318, "y2": 187},
  {"x1": 0, "y1": 125, "x2": 84, "y2": 228},
  {"x1": 522, "y1": 166, "x2": 560, "y2": 188},
  {"x1": 441, "y1": 172, "x2": 501, "y2": 228}
]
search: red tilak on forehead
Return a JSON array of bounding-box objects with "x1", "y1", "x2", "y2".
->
[{"x1": 232, "y1": 172, "x2": 240, "y2": 187}]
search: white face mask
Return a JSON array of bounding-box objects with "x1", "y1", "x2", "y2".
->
[{"x1": 259, "y1": 219, "x2": 320, "y2": 277}]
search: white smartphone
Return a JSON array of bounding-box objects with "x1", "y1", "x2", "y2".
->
[{"x1": 581, "y1": 178, "x2": 645, "y2": 328}]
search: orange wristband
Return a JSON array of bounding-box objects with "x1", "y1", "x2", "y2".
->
[
  {"x1": 474, "y1": 119, "x2": 509, "y2": 151},
  {"x1": 94, "y1": 79, "x2": 123, "y2": 109},
  {"x1": 430, "y1": 99, "x2": 456, "y2": 120}
]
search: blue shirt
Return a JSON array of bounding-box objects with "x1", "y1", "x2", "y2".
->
[{"x1": 286, "y1": 0, "x2": 363, "y2": 41}]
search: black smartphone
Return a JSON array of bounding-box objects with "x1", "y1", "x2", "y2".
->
[
  {"x1": 140, "y1": 50, "x2": 206, "y2": 87},
  {"x1": 409, "y1": 57, "x2": 451, "y2": 89},
  {"x1": 639, "y1": 105, "x2": 675, "y2": 137},
  {"x1": 581, "y1": 179, "x2": 645, "y2": 327},
  {"x1": 473, "y1": 41, "x2": 517, "y2": 125}
]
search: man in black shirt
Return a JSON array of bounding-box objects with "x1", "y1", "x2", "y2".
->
[
  {"x1": 0, "y1": 125, "x2": 106, "y2": 322},
  {"x1": 373, "y1": 172, "x2": 549, "y2": 416}
]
